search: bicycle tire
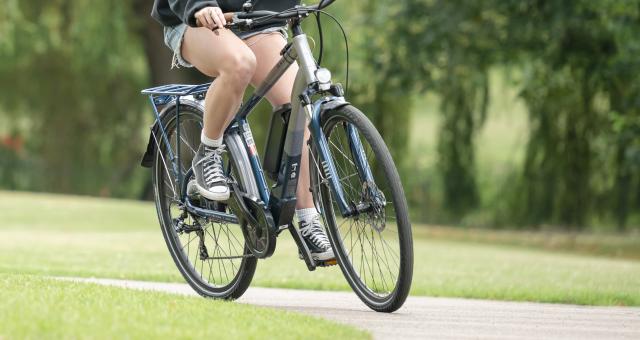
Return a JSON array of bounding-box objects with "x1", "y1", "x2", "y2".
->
[
  {"x1": 310, "y1": 104, "x2": 413, "y2": 312},
  {"x1": 152, "y1": 100, "x2": 257, "y2": 300}
]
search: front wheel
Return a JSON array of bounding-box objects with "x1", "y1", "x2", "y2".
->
[{"x1": 310, "y1": 105, "x2": 414, "y2": 313}]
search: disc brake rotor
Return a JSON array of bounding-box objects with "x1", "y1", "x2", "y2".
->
[{"x1": 362, "y1": 181, "x2": 386, "y2": 232}]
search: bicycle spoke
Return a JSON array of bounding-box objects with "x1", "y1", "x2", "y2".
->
[
  {"x1": 359, "y1": 220, "x2": 379, "y2": 292},
  {"x1": 375, "y1": 227, "x2": 397, "y2": 289},
  {"x1": 207, "y1": 255, "x2": 216, "y2": 285}
]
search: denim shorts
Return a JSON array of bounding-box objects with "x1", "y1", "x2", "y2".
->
[{"x1": 163, "y1": 24, "x2": 288, "y2": 68}]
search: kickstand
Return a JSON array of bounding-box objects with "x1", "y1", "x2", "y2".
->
[{"x1": 287, "y1": 223, "x2": 317, "y2": 271}]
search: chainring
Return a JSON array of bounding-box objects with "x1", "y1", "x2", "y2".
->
[{"x1": 227, "y1": 193, "x2": 276, "y2": 259}]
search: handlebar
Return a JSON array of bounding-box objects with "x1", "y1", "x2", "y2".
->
[{"x1": 222, "y1": 0, "x2": 336, "y2": 30}]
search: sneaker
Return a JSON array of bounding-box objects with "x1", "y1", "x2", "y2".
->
[
  {"x1": 191, "y1": 144, "x2": 230, "y2": 201},
  {"x1": 299, "y1": 215, "x2": 335, "y2": 261}
]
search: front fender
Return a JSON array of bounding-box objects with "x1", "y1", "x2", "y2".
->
[
  {"x1": 319, "y1": 97, "x2": 350, "y2": 118},
  {"x1": 310, "y1": 97, "x2": 350, "y2": 131}
]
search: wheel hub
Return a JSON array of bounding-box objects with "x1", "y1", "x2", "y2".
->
[{"x1": 362, "y1": 181, "x2": 386, "y2": 232}]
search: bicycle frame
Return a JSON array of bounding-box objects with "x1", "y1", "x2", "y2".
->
[
  {"x1": 228, "y1": 20, "x2": 370, "y2": 228},
  {"x1": 141, "y1": 18, "x2": 374, "y2": 230}
]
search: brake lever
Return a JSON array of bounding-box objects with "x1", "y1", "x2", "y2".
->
[
  {"x1": 224, "y1": 19, "x2": 253, "y2": 31},
  {"x1": 221, "y1": 12, "x2": 249, "y2": 30}
]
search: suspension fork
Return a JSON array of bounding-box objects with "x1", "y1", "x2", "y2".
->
[
  {"x1": 345, "y1": 124, "x2": 375, "y2": 184},
  {"x1": 309, "y1": 99, "x2": 359, "y2": 217}
]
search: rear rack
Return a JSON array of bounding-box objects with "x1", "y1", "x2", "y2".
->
[
  {"x1": 141, "y1": 83, "x2": 211, "y2": 96},
  {"x1": 141, "y1": 83, "x2": 213, "y2": 189}
]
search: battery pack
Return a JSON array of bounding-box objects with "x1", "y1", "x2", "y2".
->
[{"x1": 263, "y1": 104, "x2": 291, "y2": 181}]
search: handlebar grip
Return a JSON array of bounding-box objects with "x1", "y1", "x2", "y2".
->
[
  {"x1": 222, "y1": 11, "x2": 282, "y2": 30},
  {"x1": 237, "y1": 10, "x2": 279, "y2": 19}
]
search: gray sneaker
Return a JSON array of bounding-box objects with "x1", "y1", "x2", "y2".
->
[
  {"x1": 299, "y1": 215, "x2": 335, "y2": 261},
  {"x1": 191, "y1": 144, "x2": 230, "y2": 201}
]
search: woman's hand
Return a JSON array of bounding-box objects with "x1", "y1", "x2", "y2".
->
[{"x1": 194, "y1": 6, "x2": 226, "y2": 30}]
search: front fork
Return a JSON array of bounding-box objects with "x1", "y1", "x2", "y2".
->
[{"x1": 308, "y1": 99, "x2": 378, "y2": 218}]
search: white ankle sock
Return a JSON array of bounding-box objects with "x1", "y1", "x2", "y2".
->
[
  {"x1": 201, "y1": 132, "x2": 223, "y2": 148},
  {"x1": 296, "y1": 208, "x2": 318, "y2": 225}
]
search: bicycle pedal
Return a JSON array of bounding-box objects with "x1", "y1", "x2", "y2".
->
[
  {"x1": 298, "y1": 253, "x2": 337, "y2": 267},
  {"x1": 317, "y1": 258, "x2": 337, "y2": 267}
]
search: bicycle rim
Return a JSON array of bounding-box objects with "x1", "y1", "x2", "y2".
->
[{"x1": 311, "y1": 105, "x2": 413, "y2": 312}]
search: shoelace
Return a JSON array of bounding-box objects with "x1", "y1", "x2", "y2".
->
[
  {"x1": 300, "y1": 216, "x2": 331, "y2": 249},
  {"x1": 202, "y1": 145, "x2": 226, "y2": 186}
]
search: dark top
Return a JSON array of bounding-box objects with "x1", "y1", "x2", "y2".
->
[{"x1": 151, "y1": 0, "x2": 300, "y2": 28}]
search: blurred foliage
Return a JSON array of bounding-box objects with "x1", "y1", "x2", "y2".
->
[
  {"x1": 498, "y1": 0, "x2": 640, "y2": 229},
  {"x1": 396, "y1": 0, "x2": 504, "y2": 217},
  {"x1": 0, "y1": 0, "x2": 147, "y2": 196},
  {"x1": 0, "y1": 0, "x2": 639, "y2": 230},
  {"x1": 394, "y1": 0, "x2": 640, "y2": 230}
]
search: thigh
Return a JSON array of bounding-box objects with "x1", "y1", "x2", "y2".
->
[
  {"x1": 182, "y1": 27, "x2": 254, "y2": 77},
  {"x1": 244, "y1": 33, "x2": 299, "y2": 106}
]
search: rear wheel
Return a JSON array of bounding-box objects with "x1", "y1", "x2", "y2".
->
[
  {"x1": 310, "y1": 105, "x2": 413, "y2": 312},
  {"x1": 152, "y1": 101, "x2": 256, "y2": 299}
]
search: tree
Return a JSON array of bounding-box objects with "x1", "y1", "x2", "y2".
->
[
  {"x1": 0, "y1": 0, "x2": 205, "y2": 197},
  {"x1": 498, "y1": 0, "x2": 640, "y2": 229},
  {"x1": 394, "y1": 0, "x2": 507, "y2": 217}
]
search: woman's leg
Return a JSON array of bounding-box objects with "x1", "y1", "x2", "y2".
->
[
  {"x1": 181, "y1": 27, "x2": 257, "y2": 140},
  {"x1": 244, "y1": 33, "x2": 315, "y2": 210},
  {"x1": 180, "y1": 27, "x2": 256, "y2": 200}
]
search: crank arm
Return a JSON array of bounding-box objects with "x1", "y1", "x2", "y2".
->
[{"x1": 287, "y1": 223, "x2": 317, "y2": 271}]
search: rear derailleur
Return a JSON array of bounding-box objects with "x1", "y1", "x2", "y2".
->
[
  {"x1": 173, "y1": 207, "x2": 203, "y2": 234},
  {"x1": 173, "y1": 207, "x2": 210, "y2": 260}
]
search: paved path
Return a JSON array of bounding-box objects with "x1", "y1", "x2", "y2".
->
[{"x1": 59, "y1": 277, "x2": 639, "y2": 340}]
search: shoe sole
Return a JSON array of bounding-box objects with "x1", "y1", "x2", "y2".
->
[
  {"x1": 311, "y1": 249, "x2": 335, "y2": 261},
  {"x1": 195, "y1": 183, "x2": 230, "y2": 201},
  {"x1": 298, "y1": 251, "x2": 337, "y2": 263}
]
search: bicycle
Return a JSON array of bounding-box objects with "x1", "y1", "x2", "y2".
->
[{"x1": 140, "y1": 0, "x2": 413, "y2": 313}]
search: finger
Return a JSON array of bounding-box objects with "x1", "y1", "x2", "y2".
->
[
  {"x1": 200, "y1": 11, "x2": 214, "y2": 29},
  {"x1": 210, "y1": 10, "x2": 223, "y2": 30},
  {"x1": 211, "y1": 8, "x2": 225, "y2": 27},
  {"x1": 216, "y1": 10, "x2": 227, "y2": 26}
]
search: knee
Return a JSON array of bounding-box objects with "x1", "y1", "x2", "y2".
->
[{"x1": 220, "y1": 50, "x2": 256, "y2": 86}]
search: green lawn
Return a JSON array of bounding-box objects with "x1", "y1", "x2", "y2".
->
[
  {"x1": 0, "y1": 274, "x2": 367, "y2": 339},
  {"x1": 1, "y1": 190, "x2": 640, "y2": 306}
]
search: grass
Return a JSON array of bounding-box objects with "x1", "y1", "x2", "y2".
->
[
  {"x1": 418, "y1": 225, "x2": 640, "y2": 260},
  {"x1": 0, "y1": 274, "x2": 368, "y2": 339},
  {"x1": 1, "y1": 190, "x2": 640, "y2": 306}
]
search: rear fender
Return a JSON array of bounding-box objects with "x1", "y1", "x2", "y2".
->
[{"x1": 140, "y1": 99, "x2": 204, "y2": 168}]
